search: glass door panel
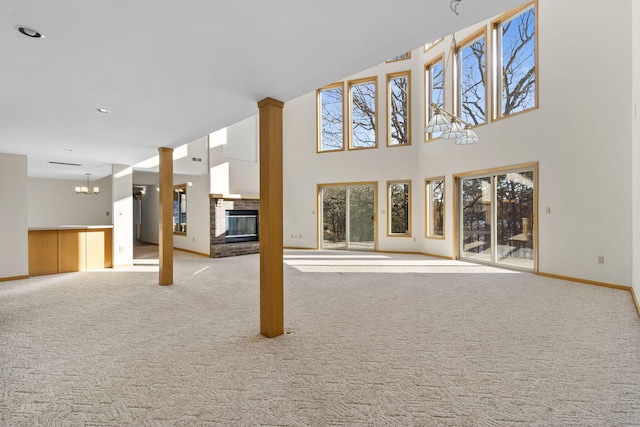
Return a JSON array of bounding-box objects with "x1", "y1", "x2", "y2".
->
[
  {"x1": 348, "y1": 185, "x2": 375, "y2": 250},
  {"x1": 495, "y1": 171, "x2": 534, "y2": 269},
  {"x1": 322, "y1": 187, "x2": 347, "y2": 249},
  {"x1": 460, "y1": 177, "x2": 492, "y2": 263},
  {"x1": 459, "y1": 167, "x2": 535, "y2": 271},
  {"x1": 321, "y1": 185, "x2": 376, "y2": 251}
]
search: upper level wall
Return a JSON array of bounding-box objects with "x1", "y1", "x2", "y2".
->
[
  {"x1": 209, "y1": 116, "x2": 259, "y2": 196},
  {"x1": 0, "y1": 153, "x2": 28, "y2": 279},
  {"x1": 283, "y1": 0, "x2": 633, "y2": 287},
  {"x1": 28, "y1": 176, "x2": 113, "y2": 228},
  {"x1": 632, "y1": 1, "x2": 640, "y2": 298}
]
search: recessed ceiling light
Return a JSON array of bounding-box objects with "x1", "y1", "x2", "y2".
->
[
  {"x1": 64, "y1": 148, "x2": 73, "y2": 152},
  {"x1": 16, "y1": 26, "x2": 43, "y2": 38},
  {"x1": 96, "y1": 108, "x2": 111, "y2": 114}
]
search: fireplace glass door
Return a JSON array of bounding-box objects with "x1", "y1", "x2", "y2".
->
[{"x1": 226, "y1": 210, "x2": 258, "y2": 243}]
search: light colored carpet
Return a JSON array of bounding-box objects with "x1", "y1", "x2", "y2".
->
[{"x1": 1, "y1": 249, "x2": 639, "y2": 426}]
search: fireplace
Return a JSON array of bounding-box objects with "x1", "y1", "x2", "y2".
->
[
  {"x1": 225, "y1": 210, "x2": 259, "y2": 243},
  {"x1": 210, "y1": 195, "x2": 260, "y2": 258}
]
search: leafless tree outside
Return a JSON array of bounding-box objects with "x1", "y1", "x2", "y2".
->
[
  {"x1": 350, "y1": 81, "x2": 376, "y2": 148},
  {"x1": 319, "y1": 86, "x2": 343, "y2": 151},
  {"x1": 389, "y1": 75, "x2": 409, "y2": 145}
]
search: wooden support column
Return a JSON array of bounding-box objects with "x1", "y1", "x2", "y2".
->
[
  {"x1": 258, "y1": 97, "x2": 285, "y2": 338},
  {"x1": 158, "y1": 147, "x2": 174, "y2": 286}
]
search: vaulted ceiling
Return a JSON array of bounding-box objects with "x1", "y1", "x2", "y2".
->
[{"x1": 1, "y1": 0, "x2": 523, "y2": 179}]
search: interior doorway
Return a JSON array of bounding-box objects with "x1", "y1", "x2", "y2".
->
[{"x1": 319, "y1": 183, "x2": 377, "y2": 251}]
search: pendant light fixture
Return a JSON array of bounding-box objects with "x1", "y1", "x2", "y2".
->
[
  {"x1": 75, "y1": 173, "x2": 100, "y2": 195},
  {"x1": 425, "y1": 0, "x2": 480, "y2": 145}
]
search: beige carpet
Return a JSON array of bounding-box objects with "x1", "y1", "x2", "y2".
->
[{"x1": 1, "y1": 249, "x2": 639, "y2": 426}]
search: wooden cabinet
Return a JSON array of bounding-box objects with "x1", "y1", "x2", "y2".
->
[
  {"x1": 28, "y1": 228, "x2": 113, "y2": 276},
  {"x1": 28, "y1": 230, "x2": 59, "y2": 276}
]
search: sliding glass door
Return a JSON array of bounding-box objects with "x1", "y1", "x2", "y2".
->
[
  {"x1": 459, "y1": 166, "x2": 535, "y2": 270},
  {"x1": 460, "y1": 176, "x2": 493, "y2": 263},
  {"x1": 321, "y1": 184, "x2": 376, "y2": 251}
]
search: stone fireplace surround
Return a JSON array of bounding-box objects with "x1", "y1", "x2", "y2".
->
[{"x1": 210, "y1": 195, "x2": 260, "y2": 258}]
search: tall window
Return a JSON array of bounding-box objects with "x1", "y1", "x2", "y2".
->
[
  {"x1": 317, "y1": 83, "x2": 344, "y2": 152},
  {"x1": 494, "y1": 2, "x2": 537, "y2": 118},
  {"x1": 456, "y1": 30, "x2": 487, "y2": 126},
  {"x1": 425, "y1": 56, "x2": 444, "y2": 141},
  {"x1": 348, "y1": 77, "x2": 377, "y2": 149},
  {"x1": 173, "y1": 184, "x2": 187, "y2": 234},
  {"x1": 387, "y1": 181, "x2": 411, "y2": 236},
  {"x1": 426, "y1": 177, "x2": 445, "y2": 238},
  {"x1": 387, "y1": 71, "x2": 411, "y2": 146}
]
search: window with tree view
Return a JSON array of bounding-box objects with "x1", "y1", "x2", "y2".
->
[
  {"x1": 388, "y1": 181, "x2": 411, "y2": 236},
  {"x1": 317, "y1": 83, "x2": 344, "y2": 152},
  {"x1": 173, "y1": 184, "x2": 187, "y2": 234},
  {"x1": 495, "y1": 3, "x2": 536, "y2": 118},
  {"x1": 349, "y1": 77, "x2": 377, "y2": 149},
  {"x1": 425, "y1": 57, "x2": 444, "y2": 140},
  {"x1": 387, "y1": 71, "x2": 410, "y2": 146},
  {"x1": 426, "y1": 178, "x2": 445, "y2": 238},
  {"x1": 387, "y1": 52, "x2": 410, "y2": 62},
  {"x1": 457, "y1": 31, "x2": 486, "y2": 125}
]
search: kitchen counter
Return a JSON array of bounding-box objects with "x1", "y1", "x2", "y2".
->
[{"x1": 29, "y1": 225, "x2": 114, "y2": 231}]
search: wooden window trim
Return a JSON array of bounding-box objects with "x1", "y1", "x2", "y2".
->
[
  {"x1": 425, "y1": 176, "x2": 446, "y2": 240},
  {"x1": 386, "y1": 52, "x2": 411, "y2": 63},
  {"x1": 316, "y1": 181, "x2": 379, "y2": 250},
  {"x1": 424, "y1": 54, "x2": 445, "y2": 143},
  {"x1": 387, "y1": 180, "x2": 412, "y2": 237},
  {"x1": 347, "y1": 77, "x2": 378, "y2": 150},
  {"x1": 173, "y1": 183, "x2": 187, "y2": 236},
  {"x1": 454, "y1": 27, "x2": 488, "y2": 127},
  {"x1": 387, "y1": 70, "x2": 412, "y2": 147},
  {"x1": 452, "y1": 161, "x2": 538, "y2": 271},
  {"x1": 316, "y1": 82, "x2": 346, "y2": 153},
  {"x1": 491, "y1": 0, "x2": 538, "y2": 122}
]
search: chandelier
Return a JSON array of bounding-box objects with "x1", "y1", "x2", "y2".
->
[
  {"x1": 75, "y1": 173, "x2": 100, "y2": 195},
  {"x1": 425, "y1": 103, "x2": 480, "y2": 145},
  {"x1": 425, "y1": 0, "x2": 480, "y2": 145}
]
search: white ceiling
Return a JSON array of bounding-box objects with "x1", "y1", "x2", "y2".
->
[{"x1": 1, "y1": 0, "x2": 523, "y2": 180}]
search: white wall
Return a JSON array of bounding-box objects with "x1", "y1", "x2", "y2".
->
[
  {"x1": 283, "y1": 0, "x2": 634, "y2": 287},
  {"x1": 0, "y1": 153, "x2": 28, "y2": 279},
  {"x1": 112, "y1": 165, "x2": 133, "y2": 267},
  {"x1": 284, "y1": 92, "x2": 422, "y2": 251},
  {"x1": 209, "y1": 116, "x2": 260, "y2": 196},
  {"x1": 173, "y1": 136, "x2": 209, "y2": 175},
  {"x1": 633, "y1": 1, "x2": 640, "y2": 300},
  {"x1": 134, "y1": 171, "x2": 160, "y2": 244},
  {"x1": 28, "y1": 176, "x2": 112, "y2": 227},
  {"x1": 173, "y1": 173, "x2": 210, "y2": 255},
  {"x1": 133, "y1": 171, "x2": 210, "y2": 255}
]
